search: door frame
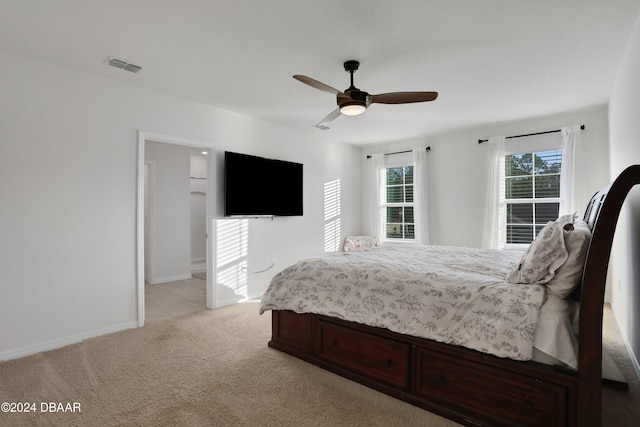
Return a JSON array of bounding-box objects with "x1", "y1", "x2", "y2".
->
[
  {"x1": 143, "y1": 160, "x2": 156, "y2": 285},
  {"x1": 136, "y1": 130, "x2": 216, "y2": 327}
]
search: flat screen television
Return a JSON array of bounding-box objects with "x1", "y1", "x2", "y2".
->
[{"x1": 224, "y1": 151, "x2": 303, "y2": 217}]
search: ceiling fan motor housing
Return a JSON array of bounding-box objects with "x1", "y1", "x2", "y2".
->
[
  {"x1": 339, "y1": 89, "x2": 368, "y2": 115},
  {"x1": 340, "y1": 89, "x2": 367, "y2": 104}
]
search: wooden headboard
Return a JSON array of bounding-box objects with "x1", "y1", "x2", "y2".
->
[
  {"x1": 579, "y1": 164, "x2": 640, "y2": 296},
  {"x1": 583, "y1": 190, "x2": 606, "y2": 231},
  {"x1": 576, "y1": 164, "x2": 640, "y2": 425}
]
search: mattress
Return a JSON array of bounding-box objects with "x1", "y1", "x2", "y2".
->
[{"x1": 260, "y1": 243, "x2": 578, "y2": 367}]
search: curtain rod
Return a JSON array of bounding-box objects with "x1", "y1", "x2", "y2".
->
[
  {"x1": 477, "y1": 124, "x2": 585, "y2": 144},
  {"x1": 366, "y1": 146, "x2": 430, "y2": 159}
]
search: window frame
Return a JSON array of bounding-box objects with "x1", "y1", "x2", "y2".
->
[
  {"x1": 380, "y1": 152, "x2": 416, "y2": 243},
  {"x1": 498, "y1": 137, "x2": 564, "y2": 249}
]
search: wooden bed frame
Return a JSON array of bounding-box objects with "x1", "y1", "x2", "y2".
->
[{"x1": 267, "y1": 165, "x2": 640, "y2": 427}]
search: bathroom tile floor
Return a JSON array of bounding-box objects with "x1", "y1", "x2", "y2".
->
[{"x1": 145, "y1": 276, "x2": 207, "y2": 321}]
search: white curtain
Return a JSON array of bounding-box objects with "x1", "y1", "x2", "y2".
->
[
  {"x1": 413, "y1": 148, "x2": 430, "y2": 244},
  {"x1": 560, "y1": 125, "x2": 584, "y2": 215},
  {"x1": 482, "y1": 136, "x2": 506, "y2": 249},
  {"x1": 369, "y1": 153, "x2": 384, "y2": 239}
]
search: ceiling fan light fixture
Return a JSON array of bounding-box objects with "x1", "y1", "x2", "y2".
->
[{"x1": 340, "y1": 102, "x2": 366, "y2": 116}]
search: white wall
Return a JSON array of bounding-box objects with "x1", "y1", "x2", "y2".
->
[
  {"x1": 190, "y1": 154, "x2": 207, "y2": 272},
  {"x1": 608, "y1": 9, "x2": 640, "y2": 377},
  {"x1": 0, "y1": 50, "x2": 360, "y2": 359},
  {"x1": 361, "y1": 106, "x2": 611, "y2": 248},
  {"x1": 213, "y1": 130, "x2": 362, "y2": 305},
  {"x1": 145, "y1": 141, "x2": 192, "y2": 284}
]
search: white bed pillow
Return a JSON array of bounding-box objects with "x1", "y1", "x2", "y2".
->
[
  {"x1": 546, "y1": 218, "x2": 592, "y2": 298},
  {"x1": 507, "y1": 214, "x2": 572, "y2": 285}
]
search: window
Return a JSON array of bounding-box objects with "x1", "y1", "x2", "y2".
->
[
  {"x1": 504, "y1": 150, "x2": 562, "y2": 245},
  {"x1": 323, "y1": 179, "x2": 341, "y2": 252},
  {"x1": 383, "y1": 165, "x2": 414, "y2": 240}
]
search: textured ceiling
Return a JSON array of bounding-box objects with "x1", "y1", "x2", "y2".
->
[{"x1": 1, "y1": 0, "x2": 639, "y2": 146}]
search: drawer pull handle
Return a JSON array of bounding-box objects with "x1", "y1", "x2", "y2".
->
[
  {"x1": 435, "y1": 374, "x2": 445, "y2": 383},
  {"x1": 383, "y1": 358, "x2": 393, "y2": 368},
  {"x1": 332, "y1": 339, "x2": 338, "y2": 347}
]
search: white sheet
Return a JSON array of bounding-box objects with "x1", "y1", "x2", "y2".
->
[
  {"x1": 260, "y1": 243, "x2": 573, "y2": 363},
  {"x1": 532, "y1": 294, "x2": 579, "y2": 368}
]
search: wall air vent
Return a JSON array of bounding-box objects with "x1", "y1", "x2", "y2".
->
[{"x1": 106, "y1": 57, "x2": 142, "y2": 73}]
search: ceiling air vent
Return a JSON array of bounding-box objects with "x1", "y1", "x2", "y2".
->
[
  {"x1": 123, "y1": 63, "x2": 142, "y2": 73},
  {"x1": 106, "y1": 57, "x2": 142, "y2": 73}
]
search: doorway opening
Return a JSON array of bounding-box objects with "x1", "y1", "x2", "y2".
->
[{"x1": 136, "y1": 131, "x2": 216, "y2": 326}]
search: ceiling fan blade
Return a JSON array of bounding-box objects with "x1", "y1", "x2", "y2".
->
[
  {"x1": 314, "y1": 108, "x2": 341, "y2": 130},
  {"x1": 369, "y1": 91, "x2": 438, "y2": 105},
  {"x1": 293, "y1": 75, "x2": 343, "y2": 95}
]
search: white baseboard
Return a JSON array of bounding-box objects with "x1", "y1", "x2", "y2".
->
[
  {"x1": 620, "y1": 325, "x2": 640, "y2": 381},
  {"x1": 631, "y1": 348, "x2": 640, "y2": 382},
  {"x1": 191, "y1": 258, "x2": 206, "y2": 274},
  {"x1": 0, "y1": 321, "x2": 139, "y2": 362},
  {"x1": 147, "y1": 273, "x2": 192, "y2": 285}
]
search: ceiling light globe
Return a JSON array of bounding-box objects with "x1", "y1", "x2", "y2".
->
[{"x1": 340, "y1": 103, "x2": 366, "y2": 116}]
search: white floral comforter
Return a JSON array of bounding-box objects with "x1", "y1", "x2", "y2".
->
[{"x1": 260, "y1": 244, "x2": 548, "y2": 361}]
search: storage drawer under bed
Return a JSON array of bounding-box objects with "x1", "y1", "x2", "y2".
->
[
  {"x1": 270, "y1": 310, "x2": 577, "y2": 427},
  {"x1": 318, "y1": 321, "x2": 410, "y2": 389},
  {"x1": 415, "y1": 347, "x2": 567, "y2": 427}
]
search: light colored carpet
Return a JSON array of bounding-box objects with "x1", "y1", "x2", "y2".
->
[
  {"x1": 0, "y1": 301, "x2": 458, "y2": 426},
  {"x1": 1, "y1": 302, "x2": 637, "y2": 426},
  {"x1": 601, "y1": 304, "x2": 640, "y2": 426}
]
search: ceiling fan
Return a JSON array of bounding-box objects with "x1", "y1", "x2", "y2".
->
[{"x1": 294, "y1": 60, "x2": 438, "y2": 130}]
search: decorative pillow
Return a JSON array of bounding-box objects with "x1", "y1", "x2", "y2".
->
[
  {"x1": 546, "y1": 218, "x2": 592, "y2": 298},
  {"x1": 507, "y1": 215, "x2": 572, "y2": 285},
  {"x1": 343, "y1": 236, "x2": 380, "y2": 252}
]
